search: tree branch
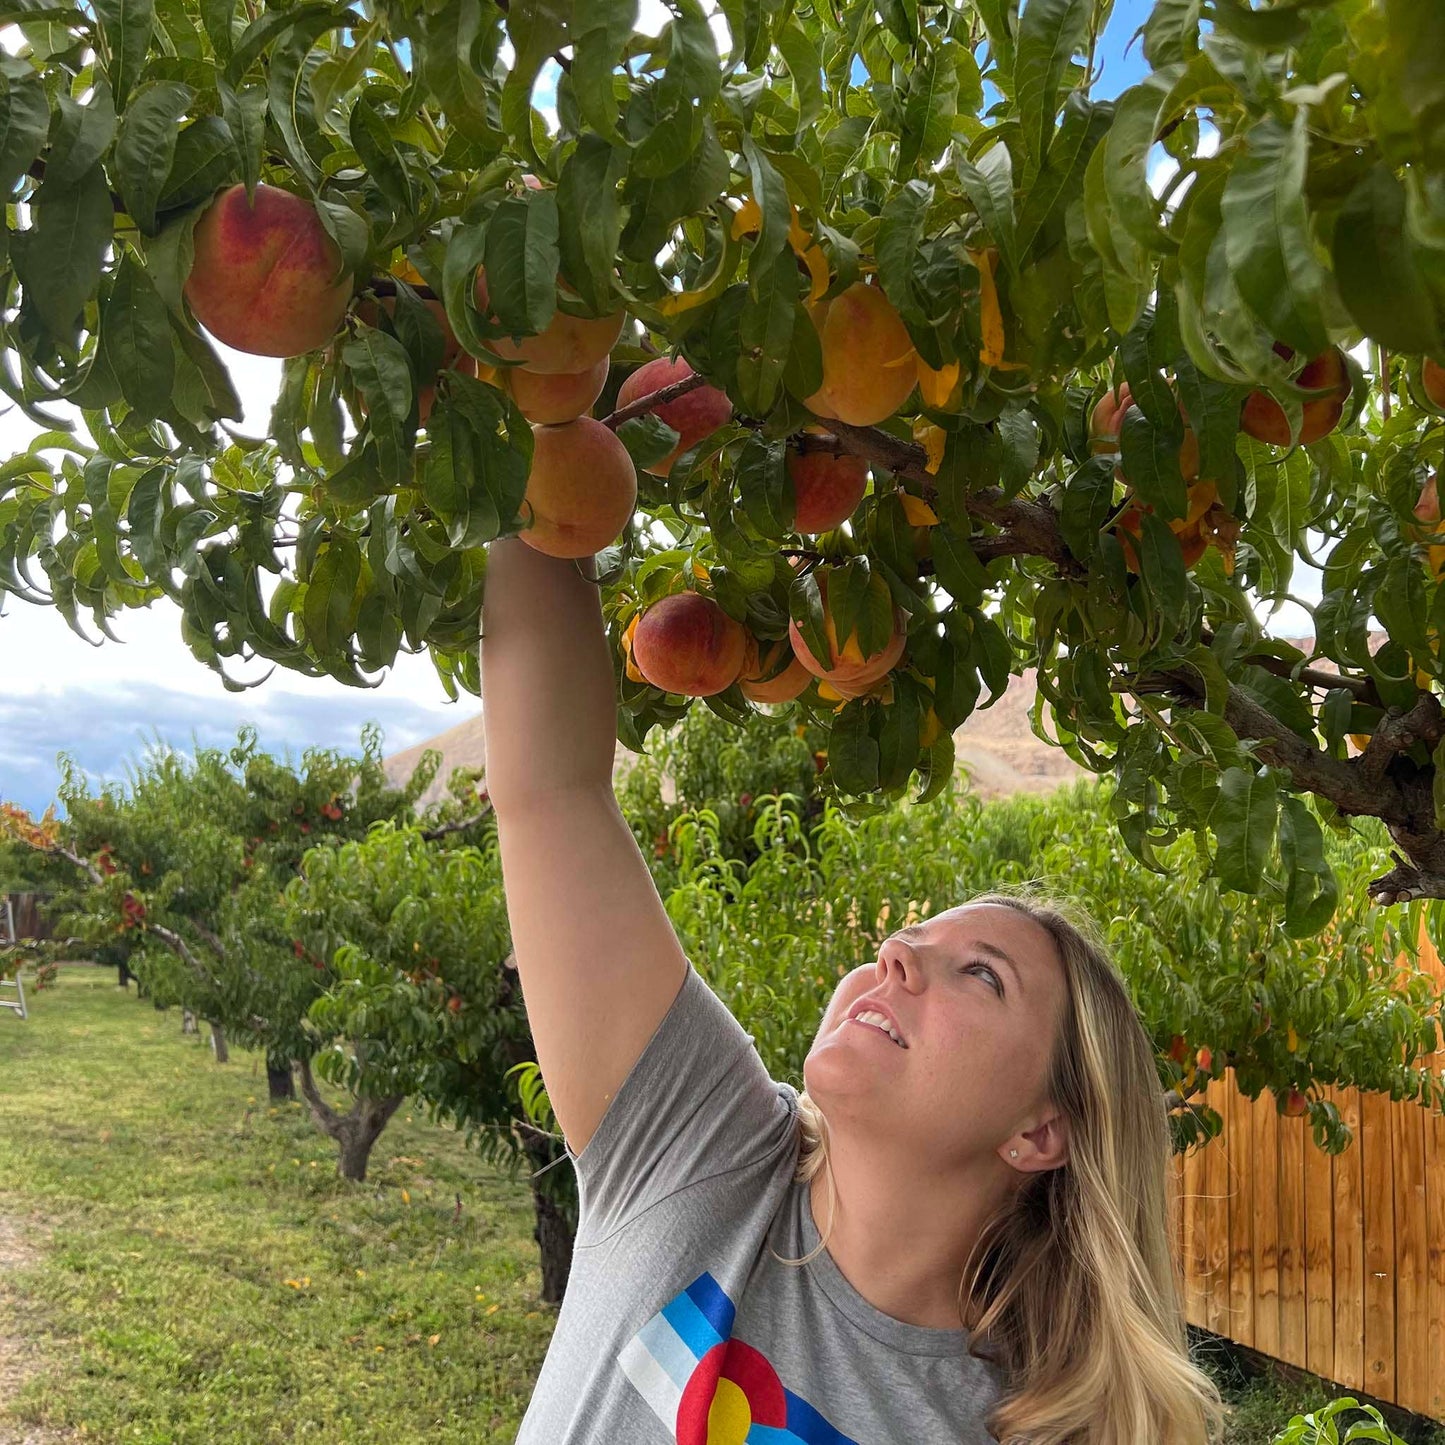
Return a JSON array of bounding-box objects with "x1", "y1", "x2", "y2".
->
[
  {"x1": 419, "y1": 798, "x2": 494, "y2": 841},
  {"x1": 599, "y1": 372, "x2": 705, "y2": 429},
  {"x1": 297, "y1": 1057, "x2": 344, "y2": 1140}
]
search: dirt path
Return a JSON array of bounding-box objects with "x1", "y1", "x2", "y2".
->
[{"x1": 0, "y1": 1211, "x2": 71, "y2": 1445}]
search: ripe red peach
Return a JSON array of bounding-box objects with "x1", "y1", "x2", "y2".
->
[
  {"x1": 614, "y1": 356, "x2": 734, "y2": 476},
  {"x1": 786, "y1": 442, "x2": 870, "y2": 533},
  {"x1": 787, "y1": 572, "x2": 908, "y2": 696},
  {"x1": 184, "y1": 183, "x2": 353, "y2": 357},
  {"x1": 1241, "y1": 346, "x2": 1351, "y2": 446},
  {"x1": 518, "y1": 416, "x2": 637, "y2": 559},
  {"x1": 1423, "y1": 358, "x2": 1445, "y2": 409},
  {"x1": 631, "y1": 592, "x2": 748, "y2": 697}
]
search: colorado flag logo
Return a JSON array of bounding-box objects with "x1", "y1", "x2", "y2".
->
[{"x1": 618, "y1": 1270, "x2": 859, "y2": 1444}]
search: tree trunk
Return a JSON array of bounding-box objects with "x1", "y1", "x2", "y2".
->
[
  {"x1": 181, "y1": 1009, "x2": 197, "y2": 1035},
  {"x1": 519, "y1": 1123, "x2": 575, "y2": 1303},
  {"x1": 118, "y1": 961, "x2": 132, "y2": 989},
  {"x1": 295, "y1": 1059, "x2": 403, "y2": 1183},
  {"x1": 209, "y1": 1023, "x2": 228, "y2": 1063},
  {"x1": 266, "y1": 1059, "x2": 295, "y2": 1102}
]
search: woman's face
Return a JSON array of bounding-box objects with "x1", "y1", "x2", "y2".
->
[{"x1": 802, "y1": 903, "x2": 1072, "y2": 1170}]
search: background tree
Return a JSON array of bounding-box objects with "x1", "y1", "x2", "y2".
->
[{"x1": 0, "y1": 1, "x2": 1440, "y2": 932}]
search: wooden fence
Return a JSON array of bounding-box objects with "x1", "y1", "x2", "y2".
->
[
  {"x1": 1169, "y1": 920, "x2": 1445, "y2": 1420},
  {"x1": 2, "y1": 892, "x2": 49, "y2": 939}
]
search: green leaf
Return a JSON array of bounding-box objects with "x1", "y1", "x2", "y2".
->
[
  {"x1": 876, "y1": 179, "x2": 933, "y2": 323},
  {"x1": 102, "y1": 252, "x2": 175, "y2": 421},
  {"x1": 200, "y1": 0, "x2": 233, "y2": 60},
  {"x1": 955, "y1": 141, "x2": 1016, "y2": 278},
  {"x1": 877, "y1": 676, "x2": 923, "y2": 790},
  {"x1": 36, "y1": 79, "x2": 108, "y2": 194},
  {"x1": 736, "y1": 434, "x2": 792, "y2": 538},
  {"x1": 570, "y1": 0, "x2": 635, "y2": 143},
  {"x1": 1211, "y1": 765, "x2": 1278, "y2": 894},
  {"x1": 482, "y1": 191, "x2": 559, "y2": 338},
  {"x1": 1102, "y1": 71, "x2": 1178, "y2": 256},
  {"x1": 1120, "y1": 406, "x2": 1188, "y2": 519},
  {"x1": 303, "y1": 537, "x2": 363, "y2": 658},
  {"x1": 1277, "y1": 794, "x2": 1338, "y2": 937},
  {"x1": 828, "y1": 700, "x2": 881, "y2": 795},
  {"x1": 556, "y1": 135, "x2": 624, "y2": 316},
  {"x1": 157, "y1": 116, "x2": 238, "y2": 215},
  {"x1": 736, "y1": 246, "x2": 797, "y2": 416},
  {"x1": 422, "y1": 404, "x2": 500, "y2": 549},
  {"x1": 1014, "y1": 0, "x2": 1089, "y2": 172},
  {"x1": 740, "y1": 131, "x2": 790, "y2": 270},
  {"x1": 349, "y1": 94, "x2": 415, "y2": 218},
  {"x1": 343, "y1": 326, "x2": 415, "y2": 486},
  {"x1": 776, "y1": 20, "x2": 824, "y2": 135},
  {"x1": 219, "y1": 81, "x2": 265, "y2": 196},
  {"x1": 1059, "y1": 454, "x2": 1116, "y2": 559},
  {"x1": 113, "y1": 80, "x2": 192, "y2": 234},
  {"x1": 1332, "y1": 163, "x2": 1444, "y2": 358},
  {"x1": 1219, "y1": 112, "x2": 1330, "y2": 358},
  {"x1": 931, "y1": 524, "x2": 985, "y2": 606},
  {"x1": 12, "y1": 166, "x2": 114, "y2": 342},
  {"x1": 899, "y1": 37, "x2": 961, "y2": 177},
  {"x1": 92, "y1": 0, "x2": 155, "y2": 106}
]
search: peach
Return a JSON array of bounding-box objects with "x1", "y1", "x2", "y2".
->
[
  {"x1": 1114, "y1": 505, "x2": 1210, "y2": 573},
  {"x1": 788, "y1": 572, "x2": 908, "y2": 695},
  {"x1": 184, "y1": 183, "x2": 353, "y2": 357},
  {"x1": 1090, "y1": 381, "x2": 1200, "y2": 483},
  {"x1": 614, "y1": 356, "x2": 734, "y2": 476},
  {"x1": 1423, "y1": 358, "x2": 1445, "y2": 409},
  {"x1": 518, "y1": 416, "x2": 637, "y2": 559},
  {"x1": 738, "y1": 636, "x2": 812, "y2": 704},
  {"x1": 473, "y1": 270, "x2": 624, "y2": 375},
  {"x1": 502, "y1": 357, "x2": 609, "y2": 424},
  {"x1": 631, "y1": 591, "x2": 748, "y2": 697},
  {"x1": 1241, "y1": 345, "x2": 1350, "y2": 446},
  {"x1": 355, "y1": 294, "x2": 477, "y2": 422},
  {"x1": 1411, "y1": 472, "x2": 1445, "y2": 580},
  {"x1": 804, "y1": 282, "x2": 918, "y2": 427},
  {"x1": 786, "y1": 442, "x2": 870, "y2": 533}
]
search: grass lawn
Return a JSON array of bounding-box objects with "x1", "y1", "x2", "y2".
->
[
  {"x1": 0, "y1": 964, "x2": 555, "y2": 1444},
  {"x1": 3, "y1": 963, "x2": 1445, "y2": 1445}
]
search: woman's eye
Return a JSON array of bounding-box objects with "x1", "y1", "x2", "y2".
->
[{"x1": 963, "y1": 963, "x2": 1003, "y2": 995}]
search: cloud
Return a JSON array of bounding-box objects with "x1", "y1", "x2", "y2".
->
[{"x1": 0, "y1": 680, "x2": 469, "y2": 818}]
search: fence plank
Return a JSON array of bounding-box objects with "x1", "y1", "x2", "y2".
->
[
  {"x1": 1303, "y1": 1092, "x2": 1335, "y2": 1382},
  {"x1": 1362, "y1": 1086, "x2": 1397, "y2": 1401},
  {"x1": 1277, "y1": 1105, "x2": 1307, "y2": 1371},
  {"x1": 1227, "y1": 1072, "x2": 1255, "y2": 1348},
  {"x1": 1394, "y1": 1089, "x2": 1430, "y2": 1416},
  {"x1": 1203, "y1": 1075, "x2": 1232, "y2": 1339},
  {"x1": 1428, "y1": 1083, "x2": 1445, "y2": 1420},
  {"x1": 1253, "y1": 1085, "x2": 1281, "y2": 1360},
  {"x1": 1333, "y1": 1083, "x2": 1366, "y2": 1393}
]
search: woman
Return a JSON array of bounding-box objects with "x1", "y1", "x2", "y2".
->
[{"x1": 482, "y1": 537, "x2": 1228, "y2": 1444}]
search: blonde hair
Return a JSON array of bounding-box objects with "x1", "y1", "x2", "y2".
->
[{"x1": 777, "y1": 886, "x2": 1229, "y2": 1445}]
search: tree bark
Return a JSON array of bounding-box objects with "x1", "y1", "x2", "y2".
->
[
  {"x1": 266, "y1": 1059, "x2": 295, "y2": 1102},
  {"x1": 295, "y1": 1058, "x2": 404, "y2": 1182},
  {"x1": 181, "y1": 1009, "x2": 197, "y2": 1035},
  {"x1": 520, "y1": 1128, "x2": 574, "y2": 1304},
  {"x1": 209, "y1": 1023, "x2": 228, "y2": 1063},
  {"x1": 118, "y1": 961, "x2": 132, "y2": 989}
]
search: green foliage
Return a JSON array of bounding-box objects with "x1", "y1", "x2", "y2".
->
[
  {"x1": 0, "y1": 1, "x2": 1442, "y2": 909},
  {"x1": 654, "y1": 777, "x2": 1445, "y2": 1156}
]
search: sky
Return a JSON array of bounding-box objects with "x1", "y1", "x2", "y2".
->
[{"x1": 0, "y1": 0, "x2": 1321, "y2": 818}]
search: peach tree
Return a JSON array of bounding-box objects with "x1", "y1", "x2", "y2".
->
[{"x1": 0, "y1": 0, "x2": 1442, "y2": 929}]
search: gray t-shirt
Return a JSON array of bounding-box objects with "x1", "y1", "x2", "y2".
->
[{"x1": 516, "y1": 957, "x2": 1007, "y2": 1444}]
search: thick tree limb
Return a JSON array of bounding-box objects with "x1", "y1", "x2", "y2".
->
[{"x1": 420, "y1": 798, "x2": 494, "y2": 841}]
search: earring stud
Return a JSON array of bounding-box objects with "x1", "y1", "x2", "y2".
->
[{"x1": 1009, "y1": 1149, "x2": 1018, "y2": 1159}]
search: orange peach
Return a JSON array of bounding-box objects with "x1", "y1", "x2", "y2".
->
[
  {"x1": 1241, "y1": 346, "x2": 1350, "y2": 446},
  {"x1": 788, "y1": 572, "x2": 908, "y2": 695},
  {"x1": 738, "y1": 636, "x2": 812, "y2": 704},
  {"x1": 184, "y1": 183, "x2": 353, "y2": 357},
  {"x1": 804, "y1": 282, "x2": 918, "y2": 427},
  {"x1": 518, "y1": 416, "x2": 637, "y2": 558},
  {"x1": 502, "y1": 357, "x2": 609, "y2": 424},
  {"x1": 1423, "y1": 358, "x2": 1445, "y2": 409},
  {"x1": 473, "y1": 271, "x2": 624, "y2": 375},
  {"x1": 631, "y1": 591, "x2": 748, "y2": 697},
  {"x1": 1090, "y1": 381, "x2": 1200, "y2": 482},
  {"x1": 786, "y1": 443, "x2": 870, "y2": 533},
  {"x1": 614, "y1": 356, "x2": 734, "y2": 476}
]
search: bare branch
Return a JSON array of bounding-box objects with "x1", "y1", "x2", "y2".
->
[
  {"x1": 599, "y1": 372, "x2": 706, "y2": 429},
  {"x1": 420, "y1": 799, "x2": 494, "y2": 842}
]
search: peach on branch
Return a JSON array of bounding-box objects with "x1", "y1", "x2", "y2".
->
[
  {"x1": 184, "y1": 183, "x2": 353, "y2": 358},
  {"x1": 614, "y1": 356, "x2": 734, "y2": 476},
  {"x1": 501, "y1": 357, "x2": 609, "y2": 424},
  {"x1": 787, "y1": 572, "x2": 908, "y2": 696},
  {"x1": 1089, "y1": 381, "x2": 1201, "y2": 483},
  {"x1": 473, "y1": 271, "x2": 624, "y2": 375},
  {"x1": 631, "y1": 591, "x2": 749, "y2": 697},
  {"x1": 786, "y1": 437, "x2": 870, "y2": 533},
  {"x1": 1423, "y1": 358, "x2": 1445, "y2": 409},
  {"x1": 804, "y1": 281, "x2": 918, "y2": 427},
  {"x1": 1411, "y1": 472, "x2": 1445, "y2": 580},
  {"x1": 518, "y1": 416, "x2": 637, "y2": 559},
  {"x1": 1240, "y1": 345, "x2": 1351, "y2": 446},
  {"x1": 738, "y1": 635, "x2": 812, "y2": 704}
]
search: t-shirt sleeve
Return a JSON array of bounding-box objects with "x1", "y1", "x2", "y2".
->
[{"x1": 566, "y1": 955, "x2": 798, "y2": 1245}]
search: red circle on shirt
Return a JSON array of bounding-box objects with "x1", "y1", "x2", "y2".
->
[{"x1": 676, "y1": 1338, "x2": 787, "y2": 1442}]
